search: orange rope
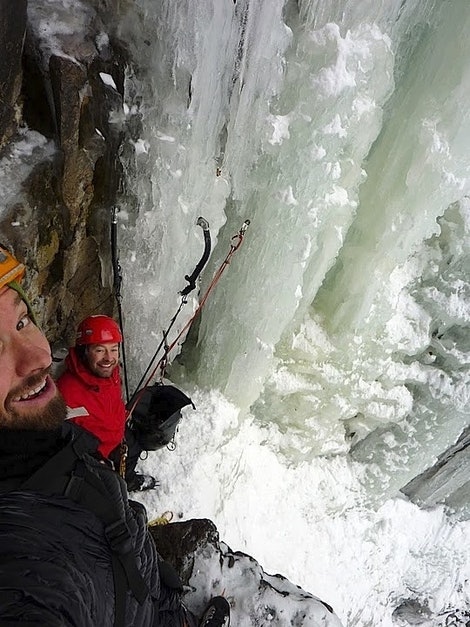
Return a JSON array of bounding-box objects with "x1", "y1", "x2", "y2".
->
[{"x1": 127, "y1": 220, "x2": 250, "y2": 419}]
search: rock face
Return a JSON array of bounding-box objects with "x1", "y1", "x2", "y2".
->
[
  {"x1": 401, "y1": 424, "x2": 470, "y2": 518},
  {"x1": 0, "y1": 0, "x2": 27, "y2": 151},
  {"x1": 0, "y1": 0, "x2": 127, "y2": 344},
  {"x1": 150, "y1": 519, "x2": 343, "y2": 626},
  {"x1": 0, "y1": 2, "x2": 344, "y2": 626}
]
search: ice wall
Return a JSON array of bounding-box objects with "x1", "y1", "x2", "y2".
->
[
  {"x1": 117, "y1": 0, "x2": 470, "y2": 504},
  {"x1": 257, "y1": 1, "x2": 470, "y2": 500}
]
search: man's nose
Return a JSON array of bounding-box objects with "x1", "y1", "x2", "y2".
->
[{"x1": 13, "y1": 337, "x2": 51, "y2": 377}]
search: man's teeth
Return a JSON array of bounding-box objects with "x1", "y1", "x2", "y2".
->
[{"x1": 14, "y1": 379, "x2": 47, "y2": 401}]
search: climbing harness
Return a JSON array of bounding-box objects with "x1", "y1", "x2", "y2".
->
[
  {"x1": 111, "y1": 207, "x2": 130, "y2": 403},
  {"x1": 127, "y1": 219, "x2": 250, "y2": 421}
]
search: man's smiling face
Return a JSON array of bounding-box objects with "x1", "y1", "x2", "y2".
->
[
  {"x1": 85, "y1": 343, "x2": 119, "y2": 379},
  {"x1": 0, "y1": 286, "x2": 65, "y2": 429}
]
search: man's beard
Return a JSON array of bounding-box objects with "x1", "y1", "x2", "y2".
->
[
  {"x1": 89, "y1": 362, "x2": 117, "y2": 379},
  {"x1": 0, "y1": 371, "x2": 67, "y2": 430},
  {"x1": 0, "y1": 394, "x2": 67, "y2": 430}
]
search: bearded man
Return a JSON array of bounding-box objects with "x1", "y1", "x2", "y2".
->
[
  {"x1": 57, "y1": 314, "x2": 156, "y2": 491},
  {"x1": 0, "y1": 244, "x2": 230, "y2": 627}
]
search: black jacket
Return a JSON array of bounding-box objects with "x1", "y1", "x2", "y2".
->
[{"x1": 0, "y1": 423, "x2": 192, "y2": 627}]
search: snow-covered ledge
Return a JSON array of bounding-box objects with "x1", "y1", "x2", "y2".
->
[{"x1": 150, "y1": 518, "x2": 343, "y2": 626}]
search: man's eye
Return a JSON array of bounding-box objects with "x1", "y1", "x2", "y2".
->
[{"x1": 17, "y1": 315, "x2": 31, "y2": 331}]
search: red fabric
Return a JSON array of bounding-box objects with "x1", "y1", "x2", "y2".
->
[{"x1": 56, "y1": 347, "x2": 126, "y2": 458}]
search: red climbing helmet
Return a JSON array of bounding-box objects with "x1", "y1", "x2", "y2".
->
[{"x1": 76, "y1": 315, "x2": 123, "y2": 345}]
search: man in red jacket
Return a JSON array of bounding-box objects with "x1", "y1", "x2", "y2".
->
[{"x1": 57, "y1": 315, "x2": 156, "y2": 491}]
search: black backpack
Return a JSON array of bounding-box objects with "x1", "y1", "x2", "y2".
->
[{"x1": 128, "y1": 385, "x2": 195, "y2": 451}]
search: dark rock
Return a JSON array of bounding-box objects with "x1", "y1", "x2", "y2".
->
[
  {"x1": 0, "y1": 0, "x2": 27, "y2": 151},
  {"x1": 150, "y1": 518, "x2": 220, "y2": 584},
  {"x1": 0, "y1": 0, "x2": 131, "y2": 344},
  {"x1": 150, "y1": 518, "x2": 343, "y2": 625},
  {"x1": 401, "y1": 425, "x2": 470, "y2": 517}
]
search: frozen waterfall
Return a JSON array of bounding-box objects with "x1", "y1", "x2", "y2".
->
[{"x1": 114, "y1": 1, "x2": 470, "y2": 624}]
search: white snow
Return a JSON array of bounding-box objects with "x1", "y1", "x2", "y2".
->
[
  {"x1": 134, "y1": 388, "x2": 470, "y2": 626},
  {"x1": 99, "y1": 72, "x2": 117, "y2": 90}
]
